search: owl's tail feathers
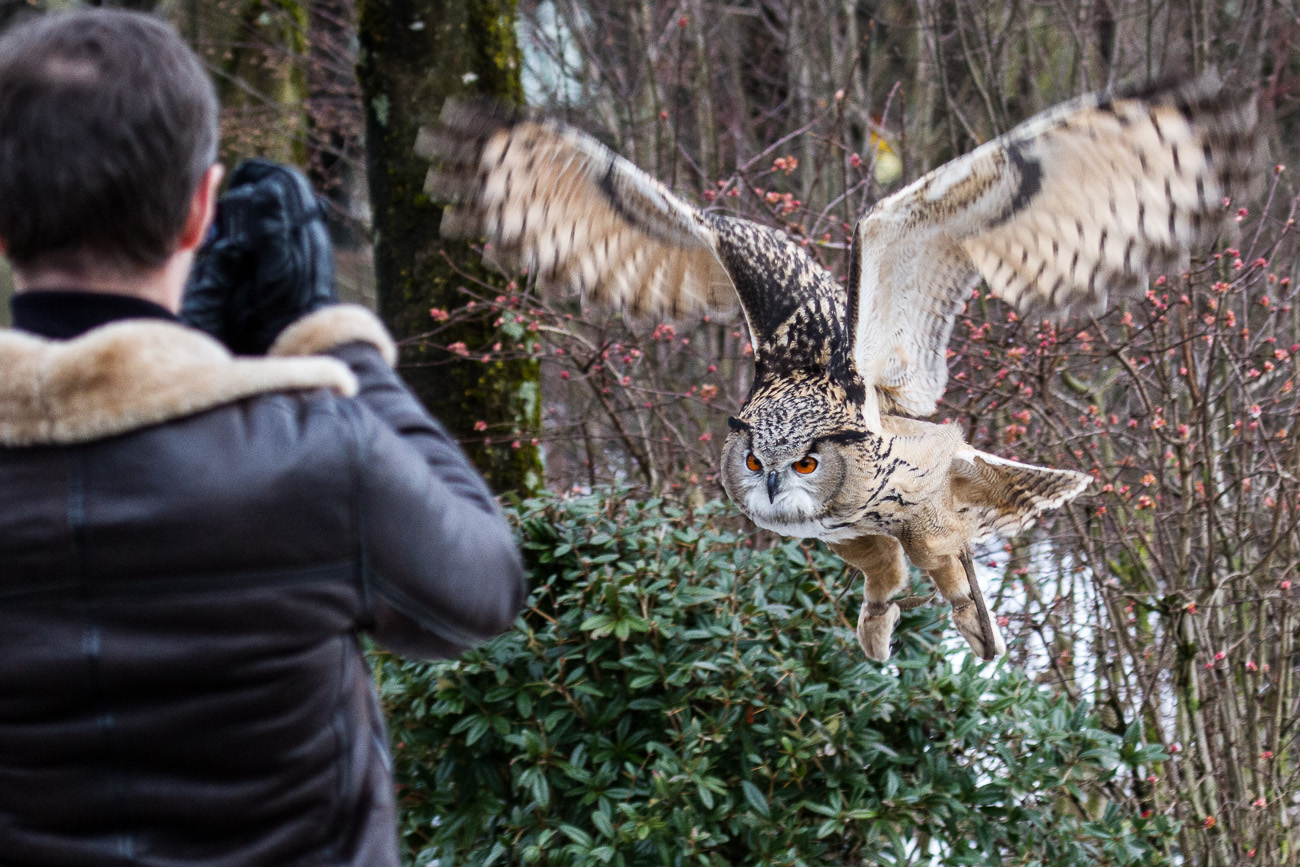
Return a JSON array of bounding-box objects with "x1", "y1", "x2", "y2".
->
[{"x1": 951, "y1": 448, "x2": 1092, "y2": 542}]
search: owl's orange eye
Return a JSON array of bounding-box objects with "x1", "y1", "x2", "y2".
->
[
  {"x1": 745, "y1": 452, "x2": 762, "y2": 472},
  {"x1": 793, "y1": 455, "x2": 819, "y2": 474}
]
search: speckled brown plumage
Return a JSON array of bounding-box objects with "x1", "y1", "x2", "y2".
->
[{"x1": 420, "y1": 75, "x2": 1258, "y2": 663}]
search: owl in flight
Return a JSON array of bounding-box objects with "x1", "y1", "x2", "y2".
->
[{"x1": 419, "y1": 76, "x2": 1257, "y2": 661}]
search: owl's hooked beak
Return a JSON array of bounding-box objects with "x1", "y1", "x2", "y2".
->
[{"x1": 766, "y1": 471, "x2": 780, "y2": 503}]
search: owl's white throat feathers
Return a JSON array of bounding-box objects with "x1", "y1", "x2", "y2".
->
[{"x1": 738, "y1": 469, "x2": 859, "y2": 543}]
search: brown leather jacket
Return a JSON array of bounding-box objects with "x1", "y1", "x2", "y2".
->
[{"x1": 0, "y1": 298, "x2": 525, "y2": 866}]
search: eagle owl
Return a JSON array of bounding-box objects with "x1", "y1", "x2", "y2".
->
[{"x1": 419, "y1": 76, "x2": 1257, "y2": 661}]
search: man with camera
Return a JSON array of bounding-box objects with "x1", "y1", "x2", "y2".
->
[{"x1": 0, "y1": 9, "x2": 525, "y2": 865}]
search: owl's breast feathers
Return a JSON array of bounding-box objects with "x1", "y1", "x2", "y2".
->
[{"x1": 824, "y1": 419, "x2": 960, "y2": 535}]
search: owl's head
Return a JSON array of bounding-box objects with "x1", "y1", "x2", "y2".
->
[{"x1": 719, "y1": 411, "x2": 872, "y2": 542}]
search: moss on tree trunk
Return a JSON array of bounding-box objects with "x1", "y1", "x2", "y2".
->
[{"x1": 356, "y1": 0, "x2": 541, "y2": 497}]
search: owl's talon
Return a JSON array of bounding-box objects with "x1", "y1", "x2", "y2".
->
[
  {"x1": 857, "y1": 600, "x2": 900, "y2": 661},
  {"x1": 951, "y1": 598, "x2": 1007, "y2": 660}
]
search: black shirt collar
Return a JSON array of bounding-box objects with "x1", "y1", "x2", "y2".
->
[{"x1": 10, "y1": 289, "x2": 179, "y2": 340}]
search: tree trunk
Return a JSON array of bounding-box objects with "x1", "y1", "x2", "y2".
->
[
  {"x1": 306, "y1": 0, "x2": 364, "y2": 248},
  {"x1": 356, "y1": 0, "x2": 542, "y2": 497}
]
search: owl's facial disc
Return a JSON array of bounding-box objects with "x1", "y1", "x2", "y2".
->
[
  {"x1": 745, "y1": 449, "x2": 819, "y2": 503},
  {"x1": 735, "y1": 439, "x2": 823, "y2": 528},
  {"x1": 721, "y1": 413, "x2": 861, "y2": 541}
]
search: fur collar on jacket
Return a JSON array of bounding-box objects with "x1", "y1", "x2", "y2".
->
[{"x1": 0, "y1": 304, "x2": 397, "y2": 447}]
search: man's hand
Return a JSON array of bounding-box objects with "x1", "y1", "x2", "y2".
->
[{"x1": 181, "y1": 159, "x2": 337, "y2": 354}]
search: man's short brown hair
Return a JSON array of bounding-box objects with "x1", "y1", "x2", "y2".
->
[{"x1": 0, "y1": 10, "x2": 219, "y2": 273}]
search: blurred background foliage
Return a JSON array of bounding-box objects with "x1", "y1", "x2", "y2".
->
[{"x1": 1, "y1": 0, "x2": 1299, "y2": 863}]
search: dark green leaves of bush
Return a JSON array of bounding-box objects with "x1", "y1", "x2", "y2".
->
[{"x1": 375, "y1": 491, "x2": 1172, "y2": 866}]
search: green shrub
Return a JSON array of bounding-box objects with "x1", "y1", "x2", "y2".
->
[{"x1": 375, "y1": 491, "x2": 1174, "y2": 866}]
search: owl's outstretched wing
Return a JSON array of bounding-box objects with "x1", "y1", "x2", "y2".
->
[
  {"x1": 418, "y1": 102, "x2": 740, "y2": 318},
  {"x1": 420, "y1": 102, "x2": 853, "y2": 376},
  {"x1": 950, "y1": 447, "x2": 1093, "y2": 543},
  {"x1": 849, "y1": 75, "x2": 1259, "y2": 417}
]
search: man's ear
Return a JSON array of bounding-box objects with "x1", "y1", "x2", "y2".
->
[{"x1": 178, "y1": 164, "x2": 225, "y2": 253}]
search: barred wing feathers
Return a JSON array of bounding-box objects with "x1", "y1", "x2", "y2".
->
[
  {"x1": 951, "y1": 447, "x2": 1093, "y2": 543},
  {"x1": 850, "y1": 76, "x2": 1259, "y2": 417},
  {"x1": 419, "y1": 102, "x2": 735, "y2": 320}
]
